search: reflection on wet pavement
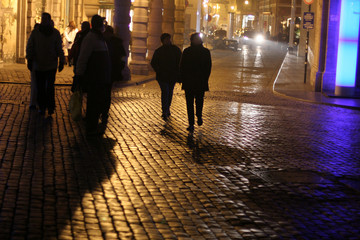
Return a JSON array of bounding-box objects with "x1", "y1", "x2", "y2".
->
[{"x1": 0, "y1": 43, "x2": 359, "y2": 239}]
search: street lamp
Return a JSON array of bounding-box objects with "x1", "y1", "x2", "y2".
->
[{"x1": 245, "y1": 0, "x2": 249, "y2": 5}]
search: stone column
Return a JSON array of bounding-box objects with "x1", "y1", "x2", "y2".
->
[
  {"x1": 147, "y1": 0, "x2": 163, "y2": 61},
  {"x1": 162, "y1": 0, "x2": 175, "y2": 36},
  {"x1": 130, "y1": 0, "x2": 149, "y2": 75},
  {"x1": 74, "y1": 0, "x2": 83, "y2": 27},
  {"x1": 16, "y1": 0, "x2": 27, "y2": 63},
  {"x1": 288, "y1": 0, "x2": 296, "y2": 48},
  {"x1": 173, "y1": 0, "x2": 185, "y2": 49},
  {"x1": 26, "y1": 0, "x2": 35, "y2": 37},
  {"x1": 52, "y1": 0, "x2": 62, "y2": 29},
  {"x1": 114, "y1": 0, "x2": 131, "y2": 80},
  {"x1": 228, "y1": 12, "x2": 235, "y2": 39}
]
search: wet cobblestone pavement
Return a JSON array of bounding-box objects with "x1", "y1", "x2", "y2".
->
[{"x1": 1, "y1": 44, "x2": 360, "y2": 239}]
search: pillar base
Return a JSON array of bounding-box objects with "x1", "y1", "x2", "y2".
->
[
  {"x1": 335, "y1": 86, "x2": 355, "y2": 97},
  {"x1": 130, "y1": 62, "x2": 149, "y2": 75}
]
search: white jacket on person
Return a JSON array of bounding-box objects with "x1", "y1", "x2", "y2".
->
[{"x1": 64, "y1": 27, "x2": 78, "y2": 49}]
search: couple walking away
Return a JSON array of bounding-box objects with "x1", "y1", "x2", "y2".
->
[{"x1": 151, "y1": 33, "x2": 212, "y2": 132}]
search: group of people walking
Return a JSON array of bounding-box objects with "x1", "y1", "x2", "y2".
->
[
  {"x1": 26, "y1": 13, "x2": 126, "y2": 138},
  {"x1": 26, "y1": 12, "x2": 211, "y2": 138},
  {"x1": 151, "y1": 32, "x2": 212, "y2": 132}
]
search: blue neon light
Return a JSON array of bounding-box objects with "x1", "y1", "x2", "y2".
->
[{"x1": 335, "y1": 0, "x2": 360, "y2": 87}]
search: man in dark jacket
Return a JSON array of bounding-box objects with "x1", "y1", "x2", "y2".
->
[
  {"x1": 75, "y1": 15, "x2": 111, "y2": 137},
  {"x1": 151, "y1": 33, "x2": 182, "y2": 120},
  {"x1": 26, "y1": 12, "x2": 65, "y2": 116},
  {"x1": 180, "y1": 33, "x2": 212, "y2": 132}
]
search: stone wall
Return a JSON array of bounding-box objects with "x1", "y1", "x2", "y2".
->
[{"x1": 0, "y1": 0, "x2": 17, "y2": 62}]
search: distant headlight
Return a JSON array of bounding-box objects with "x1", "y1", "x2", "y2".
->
[
  {"x1": 255, "y1": 34, "x2": 264, "y2": 43},
  {"x1": 243, "y1": 36, "x2": 249, "y2": 40},
  {"x1": 200, "y1": 33, "x2": 204, "y2": 39}
]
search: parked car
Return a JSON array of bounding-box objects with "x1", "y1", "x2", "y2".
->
[{"x1": 212, "y1": 29, "x2": 238, "y2": 51}]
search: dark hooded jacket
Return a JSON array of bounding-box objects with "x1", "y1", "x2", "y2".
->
[
  {"x1": 26, "y1": 24, "x2": 65, "y2": 71},
  {"x1": 180, "y1": 44, "x2": 212, "y2": 91}
]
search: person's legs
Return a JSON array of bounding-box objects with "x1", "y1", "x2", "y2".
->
[
  {"x1": 158, "y1": 81, "x2": 170, "y2": 118},
  {"x1": 195, "y1": 91, "x2": 205, "y2": 126},
  {"x1": 30, "y1": 70, "x2": 37, "y2": 108},
  {"x1": 86, "y1": 86, "x2": 101, "y2": 135},
  {"x1": 35, "y1": 71, "x2": 46, "y2": 113},
  {"x1": 100, "y1": 84, "x2": 112, "y2": 133},
  {"x1": 167, "y1": 81, "x2": 176, "y2": 116},
  {"x1": 185, "y1": 90, "x2": 195, "y2": 130},
  {"x1": 45, "y1": 69, "x2": 57, "y2": 114}
]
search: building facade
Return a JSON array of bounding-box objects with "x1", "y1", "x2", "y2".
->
[
  {"x1": 2, "y1": 0, "x2": 359, "y2": 97},
  {"x1": 257, "y1": 0, "x2": 301, "y2": 39},
  {"x1": 0, "y1": 0, "x2": 100, "y2": 64},
  {"x1": 299, "y1": 0, "x2": 360, "y2": 97},
  {"x1": 0, "y1": 0, "x2": 187, "y2": 76}
]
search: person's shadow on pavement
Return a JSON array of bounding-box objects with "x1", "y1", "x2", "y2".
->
[
  {"x1": 159, "y1": 120, "x2": 247, "y2": 165},
  {"x1": 55, "y1": 136, "x2": 119, "y2": 239}
]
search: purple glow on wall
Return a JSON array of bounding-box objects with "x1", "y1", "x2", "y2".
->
[{"x1": 335, "y1": 0, "x2": 360, "y2": 88}]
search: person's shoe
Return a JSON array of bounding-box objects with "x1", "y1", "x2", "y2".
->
[
  {"x1": 197, "y1": 117, "x2": 203, "y2": 126},
  {"x1": 186, "y1": 125, "x2": 194, "y2": 132},
  {"x1": 86, "y1": 130, "x2": 98, "y2": 139},
  {"x1": 101, "y1": 118, "x2": 108, "y2": 125},
  {"x1": 162, "y1": 114, "x2": 168, "y2": 121},
  {"x1": 48, "y1": 109, "x2": 54, "y2": 115},
  {"x1": 38, "y1": 109, "x2": 45, "y2": 115},
  {"x1": 98, "y1": 123, "x2": 107, "y2": 135},
  {"x1": 29, "y1": 105, "x2": 37, "y2": 110}
]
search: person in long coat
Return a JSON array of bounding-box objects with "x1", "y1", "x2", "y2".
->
[
  {"x1": 180, "y1": 33, "x2": 212, "y2": 132},
  {"x1": 75, "y1": 15, "x2": 111, "y2": 137},
  {"x1": 151, "y1": 33, "x2": 182, "y2": 120}
]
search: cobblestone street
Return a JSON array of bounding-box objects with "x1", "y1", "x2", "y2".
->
[{"x1": 1, "y1": 44, "x2": 360, "y2": 239}]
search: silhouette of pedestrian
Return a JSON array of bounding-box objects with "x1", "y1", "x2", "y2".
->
[
  {"x1": 75, "y1": 15, "x2": 111, "y2": 138},
  {"x1": 28, "y1": 23, "x2": 40, "y2": 110},
  {"x1": 69, "y1": 21, "x2": 90, "y2": 76},
  {"x1": 26, "y1": 12, "x2": 65, "y2": 116},
  {"x1": 180, "y1": 33, "x2": 212, "y2": 132},
  {"x1": 103, "y1": 25, "x2": 127, "y2": 82},
  {"x1": 103, "y1": 25, "x2": 127, "y2": 126},
  {"x1": 151, "y1": 33, "x2": 182, "y2": 120}
]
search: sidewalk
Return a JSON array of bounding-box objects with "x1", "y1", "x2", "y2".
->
[
  {"x1": 273, "y1": 53, "x2": 360, "y2": 110},
  {"x1": 0, "y1": 63, "x2": 155, "y2": 88},
  {"x1": 1, "y1": 51, "x2": 360, "y2": 240}
]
